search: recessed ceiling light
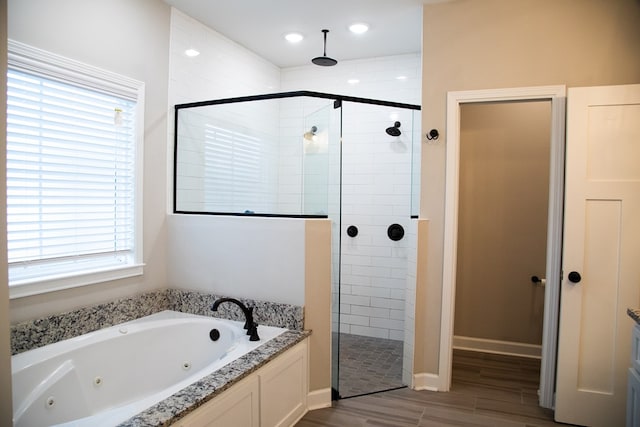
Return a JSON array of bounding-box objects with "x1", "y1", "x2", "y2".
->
[
  {"x1": 285, "y1": 33, "x2": 304, "y2": 43},
  {"x1": 396, "y1": 75, "x2": 408, "y2": 80},
  {"x1": 349, "y1": 23, "x2": 369, "y2": 34},
  {"x1": 185, "y1": 48, "x2": 200, "y2": 57},
  {"x1": 347, "y1": 78, "x2": 360, "y2": 85}
]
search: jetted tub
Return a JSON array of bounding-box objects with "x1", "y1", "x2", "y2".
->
[{"x1": 11, "y1": 310, "x2": 287, "y2": 427}]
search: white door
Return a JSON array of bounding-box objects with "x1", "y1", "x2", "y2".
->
[{"x1": 556, "y1": 84, "x2": 640, "y2": 426}]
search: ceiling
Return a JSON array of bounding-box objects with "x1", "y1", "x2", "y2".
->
[{"x1": 163, "y1": 0, "x2": 429, "y2": 68}]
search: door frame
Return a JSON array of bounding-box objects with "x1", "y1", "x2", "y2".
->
[{"x1": 439, "y1": 85, "x2": 566, "y2": 408}]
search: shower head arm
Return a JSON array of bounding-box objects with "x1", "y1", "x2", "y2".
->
[{"x1": 322, "y1": 29, "x2": 329, "y2": 56}]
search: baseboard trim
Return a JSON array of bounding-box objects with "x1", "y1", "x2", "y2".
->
[
  {"x1": 307, "y1": 388, "x2": 332, "y2": 410},
  {"x1": 453, "y1": 336, "x2": 542, "y2": 359},
  {"x1": 412, "y1": 373, "x2": 440, "y2": 391}
]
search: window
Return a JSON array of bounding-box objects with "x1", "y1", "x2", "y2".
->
[{"x1": 6, "y1": 40, "x2": 144, "y2": 298}]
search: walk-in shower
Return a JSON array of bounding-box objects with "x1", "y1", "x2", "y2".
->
[{"x1": 173, "y1": 91, "x2": 421, "y2": 399}]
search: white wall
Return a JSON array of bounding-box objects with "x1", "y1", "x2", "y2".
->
[
  {"x1": 0, "y1": 0, "x2": 13, "y2": 421},
  {"x1": 7, "y1": 0, "x2": 171, "y2": 323},
  {"x1": 167, "y1": 215, "x2": 305, "y2": 305}
]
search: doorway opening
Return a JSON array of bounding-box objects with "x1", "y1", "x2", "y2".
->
[
  {"x1": 440, "y1": 86, "x2": 566, "y2": 409},
  {"x1": 452, "y1": 100, "x2": 550, "y2": 402}
]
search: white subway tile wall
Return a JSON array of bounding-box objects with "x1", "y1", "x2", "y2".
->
[
  {"x1": 169, "y1": 9, "x2": 280, "y2": 105},
  {"x1": 281, "y1": 55, "x2": 421, "y2": 341}
]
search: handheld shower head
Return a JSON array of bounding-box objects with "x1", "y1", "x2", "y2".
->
[{"x1": 386, "y1": 121, "x2": 401, "y2": 137}]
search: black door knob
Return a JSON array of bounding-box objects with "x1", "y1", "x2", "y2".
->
[{"x1": 568, "y1": 271, "x2": 582, "y2": 283}]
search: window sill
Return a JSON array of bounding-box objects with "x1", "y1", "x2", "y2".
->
[{"x1": 8, "y1": 264, "x2": 145, "y2": 299}]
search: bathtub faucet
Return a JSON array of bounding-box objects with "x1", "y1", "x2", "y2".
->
[{"x1": 211, "y1": 298, "x2": 260, "y2": 341}]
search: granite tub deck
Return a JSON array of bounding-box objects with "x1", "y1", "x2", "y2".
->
[
  {"x1": 11, "y1": 289, "x2": 304, "y2": 355},
  {"x1": 11, "y1": 289, "x2": 308, "y2": 426},
  {"x1": 121, "y1": 328, "x2": 309, "y2": 427}
]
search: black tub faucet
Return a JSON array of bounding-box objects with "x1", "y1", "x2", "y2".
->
[{"x1": 211, "y1": 298, "x2": 260, "y2": 341}]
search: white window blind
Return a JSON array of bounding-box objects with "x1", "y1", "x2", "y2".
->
[
  {"x1": 203, "y1": 124, "x2": 267, "y2": 212},
  {"x1": 6, "y1": 40, "x2": 144, "y2": 296}
]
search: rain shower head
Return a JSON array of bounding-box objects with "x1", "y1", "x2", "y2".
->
[
  {"x1": 312, "y1": 29, "x2": 338, "y2": 66},
  {"x1": 386, "y1": 121, "x2": 401, "y2": 137}
]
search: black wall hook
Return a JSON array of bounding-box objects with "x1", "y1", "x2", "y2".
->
[{"x1": 426, "y1": 129, "x2": 439, "y2": 141}]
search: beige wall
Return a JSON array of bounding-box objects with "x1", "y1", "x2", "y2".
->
[
  {"x1": 419, "y1": 0, "x2": 640, "y2": 374},
  {"x1": 7, "y1": 0, "x2": 171, "y2": 323},
  {"x1": 304, "y1": 220, "x2": 332, "y2": 397},
  {"x1": 455, "y1": 101, "x2": 550, "y2": 346},
  {"x1": 0, "y1": 0, "x2": 13, "y2": 422}
]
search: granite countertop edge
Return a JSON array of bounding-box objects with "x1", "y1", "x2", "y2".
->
[
  {"x1": 118, "y1": 329, "x2": 310, "y2": 427},
  {"x1": 628, "y1": 308, "x2": 640, "y2": 325}
]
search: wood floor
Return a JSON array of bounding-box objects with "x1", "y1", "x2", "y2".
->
[{"x1": 296, "y1": 349, "x2": 574, "y2": 427}]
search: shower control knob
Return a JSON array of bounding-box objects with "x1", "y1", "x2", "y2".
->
[
  {"x1": 568, "y1": 271, "x2": 582, "y2": 283},
  {"x1": 387, "y1": 224, "x2": 405, "y2": 241},
  {"x1": 347, "y1": 225, "x2": 358, "y2": 238}
]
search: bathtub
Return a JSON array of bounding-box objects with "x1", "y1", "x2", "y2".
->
[{"x1": 11, "y1": 310, "x2": 287, "y2": 427}]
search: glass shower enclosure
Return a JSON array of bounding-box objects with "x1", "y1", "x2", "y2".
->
[{"x1": 174, "y1": 91, "x2": 421, "y2": 399}]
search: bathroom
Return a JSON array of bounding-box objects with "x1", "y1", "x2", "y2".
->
[
  {"x1": 4, "y1": 0, "x2": 422, "y2": 422},
  {"x1": 2, "y1": 1, "x2": 640, "y2": 426}
]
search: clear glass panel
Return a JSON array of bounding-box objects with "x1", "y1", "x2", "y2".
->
[
  {"x1": 334, "y1": 101, "x2": 415, "y2": 398},
  {"x1": 302, "y1": 104, "x2": 331, "y2": 215},
  {"x1": 175, "y1": 96, "x2": 334, "y2": 216},
  {"x1": 328, "y1": 104, "x2": 342, "y2": 398}
]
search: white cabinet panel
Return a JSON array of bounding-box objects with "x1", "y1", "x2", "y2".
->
[
  {"x1": 259, "y1": 341, "x2": 308, "y2": 427},
  {"x1": 174, "y1": 375, "x2": 259, "y2": 427}
]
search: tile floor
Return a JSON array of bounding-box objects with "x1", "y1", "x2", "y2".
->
[{"x1": 337, "y1": 332, "x2": 404, "y2": 398}]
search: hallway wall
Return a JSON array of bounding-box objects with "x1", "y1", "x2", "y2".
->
[{"x1": 455, "y1": 101, "x2": 550, "y2": 349}]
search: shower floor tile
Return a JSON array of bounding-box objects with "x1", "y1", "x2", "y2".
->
[{"x1": 337, "y1": 332, "x2": 404, "y2": 398}]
